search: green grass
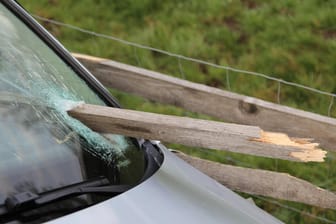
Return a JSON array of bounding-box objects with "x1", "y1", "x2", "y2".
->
[{"x1": 18, "y1": 0, "x2": 336, "y2": 223}]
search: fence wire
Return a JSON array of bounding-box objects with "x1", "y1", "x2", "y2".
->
[{"x1": 33, "y1": 15, "x2": 336, "y2": 100}]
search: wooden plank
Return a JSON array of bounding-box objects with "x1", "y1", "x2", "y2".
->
[
  {"x1": 73, "y1": 53, "x2": 336, "y2": 151},
  {"x1": 174, "y1": 151, "x2": 336, "y2": 209},
  {"x1": 68, "y1": 103, "x2": 326, "y2": 162}
]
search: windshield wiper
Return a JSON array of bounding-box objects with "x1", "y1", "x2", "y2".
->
[{"x1": 0, "y1": 176, "x2": 131, "y2": 217}]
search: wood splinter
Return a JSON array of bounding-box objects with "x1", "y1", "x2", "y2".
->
[
  {"x1": 251, "y1": 131, "x2": 326, "y2": 162},
  {"x1": 68, "y1": 104, "x2": 327, "y2": 162}
]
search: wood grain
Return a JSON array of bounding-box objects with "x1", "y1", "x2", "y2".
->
[
  {"x1": 175, "y1": 151, "x2": 336, "y2": 209},
  {"x1": 68, "y1": 104, "x2": 326, "y2": 162},
  {"x1": 73, "y1": 53, "x2": 336, "y2": 151}
]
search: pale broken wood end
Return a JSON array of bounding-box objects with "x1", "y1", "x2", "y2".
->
[
  {"x1": 250, "y1": 131, "x2": 327, "y2": 162},
  {"x1": 72, "y1": 53, "x2": 107, "y2": 63}
]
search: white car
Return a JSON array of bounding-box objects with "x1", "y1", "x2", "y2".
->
[{"x1": 0, "y1": 0, "x2": 283, "y2": 223}]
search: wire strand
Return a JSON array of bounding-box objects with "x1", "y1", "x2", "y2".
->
[
  {"x1": 328, "y1": 96, "x2": 334, "y2": 117},
  {"x1": 32, "y1": 15, "x2": 336, "y2": 100},
  {"x1": 226, "y1": 69, "x2": 231, "y2": 90},
  {"x1": 277, "y1": 81, "x2": 281, "y2": 104},
  {"x1": 177, "y1": 57, "x2": 185, "y2": 79},
  {"x1": 133, "y1": 46, "x2": 142, "y2": 66}
]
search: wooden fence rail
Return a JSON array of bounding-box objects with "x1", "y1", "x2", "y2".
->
[
  {"x1": 175, "y1": 151, "x2": 336, "y2": 209},
  {"x1": 74, "y1": 53, "x2": 336, "y2": 151},
  {"x1": 68, "y1": 103, "x2": 325, "y2": 162}
]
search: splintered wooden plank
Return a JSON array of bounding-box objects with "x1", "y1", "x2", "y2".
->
[
  {"x1": 73, "y1": 53, "x2": 336, "y2": 151},
  {"x1": 175, "y1": 151, "x2": 336, "y2": 209},
  {"x1": 68, "y1": 104, "x2": 326, "y2": 162}
]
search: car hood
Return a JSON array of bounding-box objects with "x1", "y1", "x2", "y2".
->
[{"x1": 47, "y1": 143, "x2": 283, "y2": 224}]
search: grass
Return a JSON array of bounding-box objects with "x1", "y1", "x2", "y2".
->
[{"x1": 18, "y1": 0, "x2": 336, "y2": 223}]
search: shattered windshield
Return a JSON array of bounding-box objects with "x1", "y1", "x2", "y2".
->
[{"x1": 0, "y1": 2, "x2": 144, "y2": 206}]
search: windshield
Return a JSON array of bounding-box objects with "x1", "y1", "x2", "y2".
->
[{"x1": 0, "y1": 1, "x2": 144, "y2": 213}]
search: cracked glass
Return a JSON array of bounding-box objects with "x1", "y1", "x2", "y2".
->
[{"x1": 0, "y1": 3, "x2": 144, "y2": 203}]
